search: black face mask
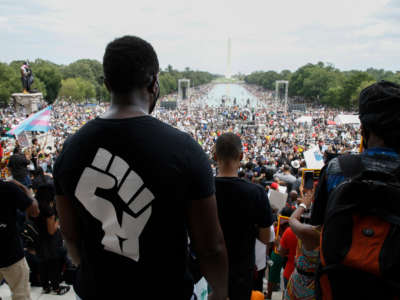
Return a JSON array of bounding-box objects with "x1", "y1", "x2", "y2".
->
[
  {"x1": 149, "y1": 80, "x2": 160, "y2": 114},
  {"x1": 362, "y1": 128, "x2": 369, "y2": 150}
]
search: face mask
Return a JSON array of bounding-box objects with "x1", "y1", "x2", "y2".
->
[
  {"x1": 149, "y1": 80, "x2": 160, "y2": 114},
  {"x1": 362, "y1": 135, "x2": 368, "y2": 150}
]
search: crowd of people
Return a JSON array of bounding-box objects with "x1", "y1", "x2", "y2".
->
[
  {"x1": 0, "y1": 35, "x2": 399, "y2": 300},
  {"x1": 1, "y1": 82, "x2": 360, "y2": 184}
]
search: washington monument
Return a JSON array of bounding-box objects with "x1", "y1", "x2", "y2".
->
[{"x1": 226, "y1": 37, "x2": 231, "y2": 79}]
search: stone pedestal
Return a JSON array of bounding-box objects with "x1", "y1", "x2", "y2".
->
[{"x1": 11, "y1": 93, "x2": 43, "y2": 115}]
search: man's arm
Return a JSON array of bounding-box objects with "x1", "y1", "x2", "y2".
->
[
  {"x1": 56, "y1": 195, "x2": 81, "y2": 265},
  {"x1": 186, "y1": 195, "x2": 228, "y2": 300},
  {"x1": 258, "y1": 227, "x2": 271, "y2": 245},
  {"x1": 310, "y1": 166, "x2": 329, "y2": 226},
  {"x1": 256, "y1": 188, "x2": 274, "y2": 245},
  {"x1": 10, "y1": 179, "x2": 39, "y2": 217},
  {"x1": 46, "y1": 215, "x2": 60, "y2": 236}
]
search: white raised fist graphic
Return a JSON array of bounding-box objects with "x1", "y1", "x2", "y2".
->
[{"x1": 75, "y1": 148, "x2": 154, "y2": 262}]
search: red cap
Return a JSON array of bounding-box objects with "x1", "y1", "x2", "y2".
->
[{"x1": 270, "y1": 182, "x2": 279, "y2": 190}]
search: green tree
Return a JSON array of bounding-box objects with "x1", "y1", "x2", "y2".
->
[
  {"x1": 340, "y1": 71, "x2": 374, "y2": 108},
  {"x1": 58, "y1": 78, "x2": 82, "y2": 101},
  {"x1": 76, "y1": 77, "x2": 96, "y2": 101},
  {"x1": 350, "y1": 80, "x2": 376, "y2": 106},
  {"x1": 0, "y1": 62, "x2": 20, "y2": 105},
  {"x1": 386, "y1": 72, "x2": 400, "y2": 85},
  {"x1": 30, "y1": 77, "x2": 47, "y2": 99},
  {"x1": 288, "y1": 63, "x2": 315, "y2": 96},
  {"x1": 301, "y1": 67, "x2": 337, "y2": 102},
  {"x1": 32, "y1": 61, "x2": 62, "y2": 103}
]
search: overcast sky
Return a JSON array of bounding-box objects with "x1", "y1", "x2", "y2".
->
[{"x1": 1, "y1": 0, "x2": 399, "y2": 74}]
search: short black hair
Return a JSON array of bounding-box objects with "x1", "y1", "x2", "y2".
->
[
  {"x1": 359, "y1": 80, "x2": 400, "y2": 150},
  {"x1": 215, "y1": 133, "x2": 242, "y2": 162},
  {"x1": 103, "y1": 35, "x2": 159, "y2": 94}
]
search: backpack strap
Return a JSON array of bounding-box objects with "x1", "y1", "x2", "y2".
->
[{"x1": 338, "y1": 155, "x2": 364, "y2": 179}]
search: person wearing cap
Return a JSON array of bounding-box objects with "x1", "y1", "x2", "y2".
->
[
  {"x1": 311, "y1": 80, "x2": 400, "y2": 225},
  {"x1": 290, "y1": 160, "x2": 300, "y2": 170},
  {"x1": 274, "y1": 165, "x2": 296, "y2": 192},
  {"x1": 270, "y1": 182, "x2": 279, "y2": 191}
]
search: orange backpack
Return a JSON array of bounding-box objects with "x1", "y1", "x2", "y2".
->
[{"x1": 316, "y1": 154, "x2": 400, "y2": 300}]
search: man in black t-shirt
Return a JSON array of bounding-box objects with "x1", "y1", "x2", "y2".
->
[
  {"x1": 0, "y1": 180, "x2": 39, "y2": 300},
  {"x1": 214, "y1": 133, "x2": 273, "y2": 300},
  {"x1": 8, "y1": 148, "x2": 31, "y2": 187},
  {"x1": 54, "y1": 36, "x2": 228, "y2": 300}
]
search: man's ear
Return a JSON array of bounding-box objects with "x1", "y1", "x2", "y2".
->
[
  {"x1": 148, "y1": 75, "x2": 159, "y2": 95},
  {"x1": 104, "y1": 78, "x2": 111, "y2": 93}
]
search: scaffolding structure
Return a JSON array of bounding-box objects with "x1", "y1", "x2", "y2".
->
[
  {"x1": 275, "y1": 80, "x2": 289, "y2": 110},
  {"x1": 178, "y1": 79, "x2": 191, "y2": 103}
]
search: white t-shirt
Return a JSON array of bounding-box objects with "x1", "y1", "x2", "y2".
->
[{"x1": 255, "y1": 225, "x2": 276, "y2": 271}]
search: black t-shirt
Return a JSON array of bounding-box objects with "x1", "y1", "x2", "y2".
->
[
  {"x1": 0, "y1": 180, "x2": 32, "y2": 267},
  {"x1": 32, "y1": 175, "x2": 53, "y2": 191},
  {"x1": 215, "y1": 177, "x2": 273, "y2": 300},
  {"x1": 34, "y1": 183, "x2": 63, "y2": 259},
  {"x1": 53, "y1": 116, "x2": 215, "y2": 300},
  {"x1": 8, "y1": 154, "x2": 29, "y2": 181}
]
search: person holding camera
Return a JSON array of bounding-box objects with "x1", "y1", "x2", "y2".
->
[{"x1": 284, "y1": 187, "x2": 320, "y2": 300}]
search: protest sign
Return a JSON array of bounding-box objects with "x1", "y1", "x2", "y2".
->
[
  {"x1": 269, "y1": 190, "x2": 287, "y2": 211},
  {"x1": 17, "y1": 132, "x2": 30, "y2": 148},
  {"x1": 303, "y1": 146, "x2": 324, "y2": 169}
]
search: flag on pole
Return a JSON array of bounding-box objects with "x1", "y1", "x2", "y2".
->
[{"x1": 8, "y1": 106, "x2": 52, "y2": 136}]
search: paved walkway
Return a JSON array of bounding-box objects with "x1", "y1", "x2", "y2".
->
[
  {"x1": 0, "y1": 284, "x2": 75, "y2": 300},
  {"x1": 0, "y1": 282, "x2": 283, "y2": 299}
]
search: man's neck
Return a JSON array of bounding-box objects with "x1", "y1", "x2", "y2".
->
[
  {"x1": 217, "y1": 161, "x2": 239, "y2": 177},
  {"x1": 365, "y1": 132, "x2": 388, "y2": 150},
  {"x1": 101, "y1": 95, "x2": 150, "y2": 119}
]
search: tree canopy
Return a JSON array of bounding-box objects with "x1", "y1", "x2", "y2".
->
[
  {"x1": 245, "y1": 62, "x2": 400, "y2": 108},
  {"x1": 2, "y1": 58, "x2": 399, "y2": 109},
  {"x1": 0, "y1": 59, "x2": 216, "y2": 105}
]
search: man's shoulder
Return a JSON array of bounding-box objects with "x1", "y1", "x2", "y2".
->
[
  {"x1": 9, "y1": 154, "x2": 22, "y2": 161},
  {"x1": 0, "y1": 180, "x2": 14, "y2": 191},
  {"x1": 0, "y1": 181, "x2": 27, "y2": 201},
  {"x1": 85, "y1": 116, "x2": 190, "y2": 141},
  {"x1": 216, "y1": 177, "x2": 264, "y2": 194}
]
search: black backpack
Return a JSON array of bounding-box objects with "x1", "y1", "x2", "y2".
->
[
  {"x1": 316, "y1": 154, "x2": 400, "y2": 300},
  {"x1": 21, "y1": 219, "x2": 40, "y2": 251}
]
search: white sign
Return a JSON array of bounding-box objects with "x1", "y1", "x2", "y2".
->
[
  {"x1": 269, "y1": 190, "x2": 288, "y2": 211},
  {"x1": 303, "y1": 146, "x2": 325, "y2": 169}
]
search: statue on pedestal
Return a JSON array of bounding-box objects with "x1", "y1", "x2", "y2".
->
[
  {"x1": 12, "y1": 62, "x2": 42, "y2": 114},
  {"x1": 20, "y1": 61, "x2": 34, "y2": 94}
]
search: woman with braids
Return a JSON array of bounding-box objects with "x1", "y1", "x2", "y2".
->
[{"x1": 284, "y1": 185, "x2": 320, "y2": 300}]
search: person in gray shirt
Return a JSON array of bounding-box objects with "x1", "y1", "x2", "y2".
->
[{"x1": 274, "y1": 165, "x2": 296, "y2": 191}]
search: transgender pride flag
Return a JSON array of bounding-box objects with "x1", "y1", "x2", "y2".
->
[{"x1": 8, "y1": 106, "x2": 52, "y2": 136}]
